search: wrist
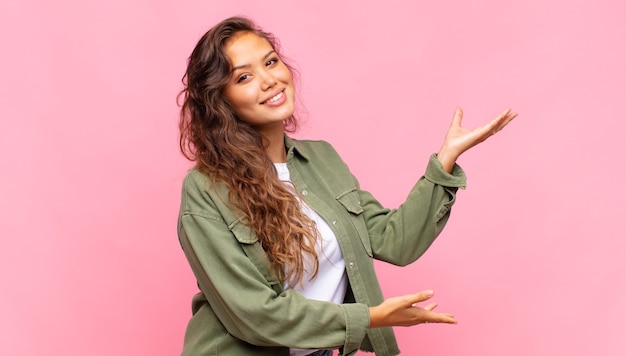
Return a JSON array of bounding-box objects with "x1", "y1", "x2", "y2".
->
[
  {"x1": 436, "y1": 147, "x2": 459, "y2": 173},
  {"x1": 368, "y1": 306, "x2": 382, "y2": 329}
]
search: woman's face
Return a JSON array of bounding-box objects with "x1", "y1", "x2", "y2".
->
[{"x1": 223, "y1": 32, "x2": 295, "y2": 133}]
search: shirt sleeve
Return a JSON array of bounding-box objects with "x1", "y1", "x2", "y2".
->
[
  {"x1": 360, "y1": 154, "x2": 467, "y2": 265},
  {"x1": 178, "y1": 171, "x2": 370, "y2": 354}
]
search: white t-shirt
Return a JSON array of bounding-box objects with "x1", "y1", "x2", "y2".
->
[{"x1": 275, "y1": 163, "x2": 348, "y2": 356}]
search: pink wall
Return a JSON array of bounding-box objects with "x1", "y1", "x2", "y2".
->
[{"x1": 1, "y1": 0, "x2": 625, "y2": 355}]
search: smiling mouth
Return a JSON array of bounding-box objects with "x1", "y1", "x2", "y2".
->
[{"x1": 262, "y1": 90, "x2": 284, "y2": 104}]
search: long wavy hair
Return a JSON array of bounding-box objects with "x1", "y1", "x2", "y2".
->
[{"x1": 178, "y1": 17, "x2": 319, "y2": 286}]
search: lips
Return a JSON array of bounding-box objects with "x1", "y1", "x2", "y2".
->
[{"x1": 261, "y1": 89, "x2": 284, "y2": 105}]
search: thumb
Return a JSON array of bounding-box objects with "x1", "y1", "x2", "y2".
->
[
  {"x1": 450, "y1": 107, "x2": 463, "y2": 128},
  {"x1": 406, "y1": 290, "x2": 435, "y2": 305}
]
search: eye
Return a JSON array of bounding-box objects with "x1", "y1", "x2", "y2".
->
[
  {"x1": 266, "y1": 58, "x2": 279, "y2": 66},
  {"x1": 236, "y1": 74, "x2": 250, "y2": 83}
]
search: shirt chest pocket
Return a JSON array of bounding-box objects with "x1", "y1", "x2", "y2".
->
[
  {"x1": 336, "y1": 188, "x2": 373, "y2": 257},
  {"x1": 229, "y1": 221, "x2": 283, "y2": 294}
]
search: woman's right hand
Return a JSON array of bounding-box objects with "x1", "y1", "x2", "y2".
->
[{"x1": 368, "y1": 290, "x2": 457, "y2": 328}]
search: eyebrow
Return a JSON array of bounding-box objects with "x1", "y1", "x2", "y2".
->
[{"x1": 230, "y1": 50, "x2": 276, "y2": 73}]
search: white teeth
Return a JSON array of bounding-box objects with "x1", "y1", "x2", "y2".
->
[{"x1": 265, "y1": 91, "x2": 283, "y2": 104}]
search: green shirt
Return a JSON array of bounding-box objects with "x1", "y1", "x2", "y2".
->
[{"x1": 178, "y1": 136, "x2": 466, "y2": 355}]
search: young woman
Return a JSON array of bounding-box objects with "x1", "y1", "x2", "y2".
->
[{"x1": 177, "y1": 16, "x2": 516, "y2": 356}]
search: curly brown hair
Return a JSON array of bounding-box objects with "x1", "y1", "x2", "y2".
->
[{"x1": 178, "y1": 17, "x2": 319, "y2": 286}]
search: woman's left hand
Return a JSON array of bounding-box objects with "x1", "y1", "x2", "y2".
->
[{"x1": 437, "y1": 107, "x2": 517, "y2": 172}]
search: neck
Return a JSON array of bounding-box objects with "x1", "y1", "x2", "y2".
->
[{"x1": 260, "y1": 128, "x2": 287, "y2": 163}]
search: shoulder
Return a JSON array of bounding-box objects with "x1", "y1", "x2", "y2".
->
[
  {"x1": 287, "y1": 137, "x2": 358, "y2": 186},
  {"x1": 181, "y1": 167, "x2": 211, "y2": 195},
  {"x1": 180, "y1": 167, "x2": 227, "y2": 217}
]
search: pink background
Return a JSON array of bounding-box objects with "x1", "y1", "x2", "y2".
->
[{"x1": 1, "y1": 0, "x2": 625, "y2": 355}]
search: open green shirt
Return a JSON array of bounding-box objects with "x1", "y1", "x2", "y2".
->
[{"x1": 178, "y1": 136, "x2": 466, "y2": 355}]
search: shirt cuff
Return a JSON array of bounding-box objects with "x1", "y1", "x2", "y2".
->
[
  {"x1": 424, "y1": 153, "x2": 467, "y2": 188},
  {"x1": 338, "y1": 303, "x2": 370, "y2": 354}
]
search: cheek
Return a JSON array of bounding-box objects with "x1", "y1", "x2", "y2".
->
[
  {"x1": 284, "y1": 70, "x2": 294, "y2": 85},
  {"x1": 276, "y1": 64, "x2": 293, "y2": 84},
  {"x1": 225, "y1": 86, "x2": 257, "y2": 110}
]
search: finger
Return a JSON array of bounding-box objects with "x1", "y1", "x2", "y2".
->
[
  {"x1": 492, "y1": 111, "x2": 518, "y2": 135},
  {"x1": 437, "y1": 314, "x2": 457, "y2": 324},
  {"x1": 432, "y1": 317, "x2": 458, "y2": 324},
  {"x1": 405, "y1": 290, "x2": 435, "y2": 306},
  {"x1": 485, "y1": 109, "x2": 515, "y2": 136},
  {"x1": 496, "y1": 111, "x2": 517, "y2": 131},
  {"x1": 423, "y1": 303, "x2": 438, "y2": 311},
  {"x1": 428, "y1": 313, "x2": 457, "y2": 324},
  {"x1": 499, "y1": 108, "x2": 512, "y2": 118},
  {"x1": 439, "y1": 313, "x2": 456, "y2": 319},
  {"x1": 423, "y1": 315, "x2": 457, "y2": 325},
  {"x1": 492, "y1": 108, "x2": 511, "y2": 127},
  {"x1": 450, "y1": 107, "x2": 463, "y2": 128}
]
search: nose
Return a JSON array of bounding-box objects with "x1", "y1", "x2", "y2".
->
[{"x1": 260, "y1": 70, "x2": 277, "y2": 91}]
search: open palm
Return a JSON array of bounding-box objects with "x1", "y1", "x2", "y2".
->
[{"x1": 437, "y1": 107, "x2": 517, "y2": 172}]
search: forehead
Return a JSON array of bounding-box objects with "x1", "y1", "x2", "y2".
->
[{"x1": 225, "y1": 31, "x2": 274, "y2": 67}]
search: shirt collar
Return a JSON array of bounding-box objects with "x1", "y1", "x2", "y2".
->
[{"x1": 284, "y1": 135, "x2": 310, "y2": 162}]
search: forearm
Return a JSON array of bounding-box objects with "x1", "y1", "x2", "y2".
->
[
  {"x1": 365, "y1": 154, "x2": 466, "y2": 265},
  {"x1": 180, "y1": 213, "x2": 369, "y2": 352}
]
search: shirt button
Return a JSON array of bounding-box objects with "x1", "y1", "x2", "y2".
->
[
  {"x1": 348, "y1": 262, "x2": 355, "y2": 268},
  {"x1": 301, "y1": 190, "x2": 308, "y2": 196},
  {"x1": 332, "y1": 220, "x2": 337, "y2": 225}
]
